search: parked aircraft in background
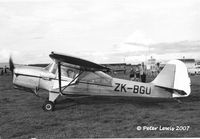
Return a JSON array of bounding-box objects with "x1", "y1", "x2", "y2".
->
[
  {"x1": 188, "y1": 66, "x2": 200, "y2": 75},
  {"x1": 10, "y1": 52, "x2": 191, "y2": 111}
]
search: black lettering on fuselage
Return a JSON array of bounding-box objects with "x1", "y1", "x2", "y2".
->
[
  {"x1": 114, "y1": 83, "x2": 120, "y2": 92},
  {"x1": 114, "y1": 83, "x2": 151, "y2": 95},
  {"x1": 140, "y1": 86, "x2": 145, "y2": 94},
  {"x1": 133, "y1": 85, "x2": 139, "y2": 93},
  {"x1": 133, "y1": 85, "x2": 151, "y2": 95},
  {"x1": 146, "y1": 87, "x2": 151, "y2": 95},
  {"x1": 121, "y1": 84, "x2": 127, "y2": 92}
]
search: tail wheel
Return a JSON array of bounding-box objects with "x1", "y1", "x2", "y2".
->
[{"x1": 42, "y1": 101, "x2": 55, "y2": 111}]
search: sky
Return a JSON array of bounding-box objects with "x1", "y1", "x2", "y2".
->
[{"x1": 0, "y1": 0, "x2": 200, "y2": 64}]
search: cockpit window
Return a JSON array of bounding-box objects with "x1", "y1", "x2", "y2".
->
[
  {"x1": 60, "y1": 65, "x2": 79, "y2": 79},
  {"x1": 45, "y1": 62, "x2": 79, "y2": 79}
]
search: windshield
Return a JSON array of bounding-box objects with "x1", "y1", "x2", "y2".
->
[
  {"x1": 44, "y1": 63, "x2": 52, "y2": 71},
  {"x1": 45, "y1": 63, "x2": 57, "y2": 74}
]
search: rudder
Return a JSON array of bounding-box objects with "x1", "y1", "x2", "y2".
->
[{"x1": 152, "y1": 60, "x2": 191, "y2": 97}]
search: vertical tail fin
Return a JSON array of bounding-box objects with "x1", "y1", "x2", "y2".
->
[{"x1": 152, "y1": 60, "x2": 191, "y2": 97}]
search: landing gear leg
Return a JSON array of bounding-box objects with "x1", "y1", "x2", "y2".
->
[{"x1": 42, "y1": 92, "x2": 60, "y2": 111}]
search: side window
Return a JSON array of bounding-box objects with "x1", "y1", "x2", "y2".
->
[
  {"x1": 79, "y1": 72, "x2": 112, "y2": 86},
  {"x1": 61, "y1": 67, "x2": 69, "y2": 77},
  {"x1": 67, "y1": 69, "x2": 76, "y2": 78}
]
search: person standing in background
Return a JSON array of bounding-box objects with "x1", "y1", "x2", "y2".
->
[
  {"x1": 129, "y1": 68, "x2": 136, "y2": 81},
  {"x1": 140, "y1": 62, "x2": 147, "y2": 83},
  {"x1": 156, "y1": 62, "x2": 161, "y2": 75},
  {"x1": 135, "y1": 66, "x2": 140, "y2": 81},
  {"x1": 4, "y1": 66, "x2": 7, "y2": 74},
  {"x1": 1, "y1": 68, "x2": 3, "y2": 75}
]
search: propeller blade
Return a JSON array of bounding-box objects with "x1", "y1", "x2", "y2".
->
[{"x1": 9, "y1": 56, "x2": 15, "y2": 73}]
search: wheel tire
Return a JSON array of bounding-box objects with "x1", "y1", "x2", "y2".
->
[{"x1": 42, "y1": 101, "x2": 55, "y2": 111}]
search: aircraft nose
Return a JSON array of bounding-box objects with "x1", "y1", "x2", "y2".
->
[
  {"x1": 13, "y1": 66, "x2": 41, "y2": 90},
  {"x1": 14, "y1": 66, "x2": 41, "y2": 77}
]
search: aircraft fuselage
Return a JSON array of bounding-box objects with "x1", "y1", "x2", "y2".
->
[{"x1": 60, "y1": 78, "x2": 172, "y2": 99}]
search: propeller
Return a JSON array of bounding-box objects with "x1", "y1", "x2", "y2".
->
[{"x1": 9, "y1": 56, "x2": 15, "y2": 74}]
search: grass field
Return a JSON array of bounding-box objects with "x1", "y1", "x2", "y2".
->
[{"x1": 0, "y1": 74, "x2": 200, "y2": 138}]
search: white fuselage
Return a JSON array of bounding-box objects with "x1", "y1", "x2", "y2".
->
[{"x1": 57, "y1": 77, "x2": 173, "y2": 99}]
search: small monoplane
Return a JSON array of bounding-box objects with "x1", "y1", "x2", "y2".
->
[{"x1": 10, "y1": 52, "x2": 191, "y2": 111}]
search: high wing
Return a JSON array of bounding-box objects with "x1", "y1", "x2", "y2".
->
[{"x1": 49, "y1": 52, "x2": 110, "y2": 72}]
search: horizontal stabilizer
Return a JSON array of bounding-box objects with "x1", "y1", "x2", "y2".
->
[{"x1": 155, "y1": 85, "x2": 187, "y2": 96}]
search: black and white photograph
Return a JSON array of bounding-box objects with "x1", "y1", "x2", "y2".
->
[{"x1": 0, "y1": 0, "x2": 200, "y2": 138}]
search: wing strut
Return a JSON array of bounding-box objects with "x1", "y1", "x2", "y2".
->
[{"x1": 58, "y1": 62, "x2": 62, "y2": 94}]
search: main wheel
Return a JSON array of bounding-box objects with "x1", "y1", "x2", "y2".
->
[{"x1": 42, "y1": 101, "x2": 55, "y2": 111}]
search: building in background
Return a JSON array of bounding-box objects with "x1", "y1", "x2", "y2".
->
[
  {"x1": 195, "y1": 60, "x2": 200, "y2": 66},
  {"x1": 179, "y1": 58, "x2": 196, "y2": 69},
  {"x1": 147, "y1": 56, "x2": 157, "y2": 71}
]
